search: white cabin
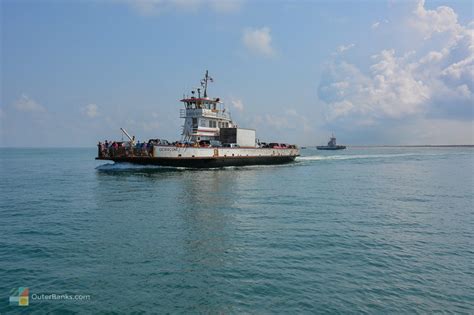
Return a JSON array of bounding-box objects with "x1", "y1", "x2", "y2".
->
[
  {"x1": 180, "y1": 96, "x2": 235, "y2": 142},
  {"x1": 180, "y1": 70, "x2": 238, "y2": 143}
]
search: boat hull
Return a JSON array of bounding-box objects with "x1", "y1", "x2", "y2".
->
[
  {"x1": 316, "y1": 146, "x2": 346, "y2": 150},
  {"x1": 97, "y1": 145, "x2": 299, "y2": 168},
  {"x1": 96, "y1": 155, "x2": 297, "y2": 168}
]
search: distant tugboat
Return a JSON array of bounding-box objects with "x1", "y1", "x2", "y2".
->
[
  {"x1": 96, "y1": 71, "x2": 300, "y2": 168},
  {"x1": 317, "y1": 135, "x2": 346, "y2": 150}
]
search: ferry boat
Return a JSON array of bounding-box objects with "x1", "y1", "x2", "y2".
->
[
  {"x1": 316, "y1": 135, "x2": 346, "y2": 150},
  {"x1": 96, "y1": 71, "x2": 300, "y2": 168}
]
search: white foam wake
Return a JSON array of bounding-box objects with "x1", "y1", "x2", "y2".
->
[
  {"x1": 296, "y1": 153, "x2": 418, "y2": 161},
  {"x1": 95, "y1": 163, "x2": 179, "y2": 171}
]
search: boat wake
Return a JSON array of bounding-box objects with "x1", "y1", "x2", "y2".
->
[
  {"x1": 96, "y1": 151, "x2": 466, "y2": 171},
  {"x1": 296, "y1": 153, "x2": 420, "y2": 162},
  {"x1": 95, "y1": 162, "x2": 294, "y2": 172},
  {"x1": 95, "y1": 163, "x2": 185, "y2": 171}
]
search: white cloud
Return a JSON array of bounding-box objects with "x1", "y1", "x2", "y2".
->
[
  {"x1": 419, "y1": 50, "x2": 445, "y2": 64},
  {"x1": 125, "y1": 0, "x2": 242, "y2": 16},
  {"x1": 441, "y1": 53, "x2": 474, "y2": 81},
  {"x1": 242, "y1": 27, "x2": 275, "y2": 57},
  {"x1": 320, "y1": 49, "x2": 434, "y2": 121},
  {"x1": 231, "y1": 99, "x2": 244, "y2": 111},
  {"x1": 326, "y1": 100, "x2": 354, "y2": 120},
  {"x1": 82, "y1": 104, "x2": 100, "y2": 118},
  {"x1": 13, "y1": 94, "x2": 46, "y2": 113},
  {"x1": 337, "y1": 43, "x2": 355, "y2": 53},
  {"x1": 318, "y1": 0, "x2": 473, "y2": 125},
  {"x1": 371, "y1": 19, "x2": 389, "y2": 30},
  {"x1": 411, "y1": 0, "x2": 461, "y2": 40}
]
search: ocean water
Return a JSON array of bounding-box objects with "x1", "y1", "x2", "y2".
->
[{"x1": 0, "y1": 147, "x2": 473, "y2": 314}]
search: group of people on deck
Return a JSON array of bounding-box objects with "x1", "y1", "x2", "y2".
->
[{"x1": 97, "y1": 139, "x2": 152, "y2": 158}]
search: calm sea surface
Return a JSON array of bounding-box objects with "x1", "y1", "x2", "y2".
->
[{"x1": 1, "y1": 147, "x2": 473, "y2": 314}]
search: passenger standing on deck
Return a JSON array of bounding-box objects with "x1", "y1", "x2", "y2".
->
[
  {"x1": 97, "y1": 142, "x2": 102, "y2": 157},
  {"x1": 135, "y1": 140, "x2": 140, "y2": 156},
  {"x1": 110, "y1": 142, "x2": 116, "y2": 157},
  {"x1": 104, "y1": 140, "x2": 109, "y2": 157}
]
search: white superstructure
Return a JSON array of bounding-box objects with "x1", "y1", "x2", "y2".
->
[{"x1": 180, "y1": 71, "x2": 236, "y2": 142}]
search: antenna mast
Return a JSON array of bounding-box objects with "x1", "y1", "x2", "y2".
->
[{"x1": 201, "y1": 70, "x2": 213, "y2": 98}]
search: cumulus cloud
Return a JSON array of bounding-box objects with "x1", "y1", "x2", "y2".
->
[
  {"x1": 318, "y1": 0, "x2": 473, "y2": 125},
  {"x1": 411, "y1": 0, "x2": 461, "y2": 40},
  {"x1": 231, "y1": 99, "x2": 244, "y2": 111},
  {"x1": 337, "y1": 43, "x2": 355, "y2": 53},
  {"x1": 242, "y1": 27, "x2": 275, "y2": 57},
  {"x1": 13, "y1": 94, "x2": 46, "y2": 113},
  {"x1": 82, "y1": 104, "x2": 100, "y2": 118}
]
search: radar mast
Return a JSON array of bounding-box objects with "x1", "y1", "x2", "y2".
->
[{"x1": 200, "y1": 70, "x2": 213, "y2": 98}]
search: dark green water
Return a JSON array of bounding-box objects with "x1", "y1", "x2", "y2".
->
[{"x1": 1, "y1": 147, "x2": 473, "y2": 313}]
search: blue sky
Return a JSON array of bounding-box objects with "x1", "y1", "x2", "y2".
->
[{"x1": 1, "y1": 0, "x2": 473, "y2": 147}]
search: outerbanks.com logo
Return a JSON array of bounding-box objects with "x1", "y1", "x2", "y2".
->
[
  {"x1": 9, "y1": 287, "x2": 29, "y2": 306},
  {"x1": 9, "y1": 287, "x2": 91, "y2": 307}
]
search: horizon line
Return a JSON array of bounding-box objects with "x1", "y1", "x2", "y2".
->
[{"x1": 1, "y1": 144, "x2": 473, "y2": 149}]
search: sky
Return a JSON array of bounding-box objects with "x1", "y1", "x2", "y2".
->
[{"x1": 1, "y1": 0, "x2": 473, "y2": 147}]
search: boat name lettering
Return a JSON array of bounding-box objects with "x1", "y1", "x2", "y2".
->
[{"x1": 159, "y1": 147, "x2": 178, "y2": 151}]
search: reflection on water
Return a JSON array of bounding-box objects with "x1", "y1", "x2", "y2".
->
[{"x1": 93, "y1": 163, "x2": 267, "y2": 312}]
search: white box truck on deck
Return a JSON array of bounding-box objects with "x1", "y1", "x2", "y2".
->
[{"x1": 219, "y1": 128, "x2": 256, "y2": 147}]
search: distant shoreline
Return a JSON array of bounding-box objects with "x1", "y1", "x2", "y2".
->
[
  {"x1": 301, "y1": 145, "x2": 474, "y2": 148},
  {"x1": 348, "y1": 145, "x2": 474, "y2": 148}
]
